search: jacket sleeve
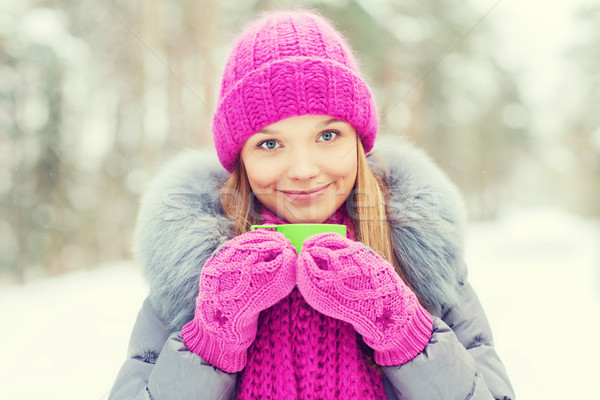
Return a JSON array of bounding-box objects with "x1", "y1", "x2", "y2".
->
[
  {"x1": 381, "y1": 281, "x2": 515, "y2": 400},
  {"x1": 108, "y1": 297, "x2": 237, "y2": 400}
]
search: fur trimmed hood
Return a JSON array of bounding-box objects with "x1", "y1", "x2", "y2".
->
[{"x1": 133, "y1": 136, "x2": 468, "y2": 331}]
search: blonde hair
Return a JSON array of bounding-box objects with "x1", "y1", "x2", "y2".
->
[
  {"x1": 219, "y1": 161, "x2": 260, "y2": 236},
  {"x1": 352, "y1": 139, "x2": 407, "y2": 280}
]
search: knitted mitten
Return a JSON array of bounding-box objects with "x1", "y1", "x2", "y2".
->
[
  {"x1": 182, "y1": 229, "x2": 297, "y2": 373},
  {"x1": 296, "y1": 233, "x2": 433, "y2": 366}
]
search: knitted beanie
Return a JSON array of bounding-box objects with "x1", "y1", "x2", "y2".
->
[{"x1": 213, "y1": 9, "x2": 378, "y2": 172}]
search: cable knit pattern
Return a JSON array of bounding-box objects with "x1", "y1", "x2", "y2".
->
[
  {"x1": 212, "y1": 10, "x2": 378, "y2": 172},
  {"x1": 297, "y1": 233, "x2": 433, "y2": 366},
  {"x1": 181, "y1": 230, "x2": 297, "y2": 373},
  {"x1": 236, "y1": 206, "x2": 386, "y2": 400}
]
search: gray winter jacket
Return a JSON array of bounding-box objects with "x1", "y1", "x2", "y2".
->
[{"x1": 109, "y1": 137, "x2": 515, "y2": 400}]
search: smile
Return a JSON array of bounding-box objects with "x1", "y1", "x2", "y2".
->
[{"x1": 279, "y1": 183, "x2": 332, "y2": 201}]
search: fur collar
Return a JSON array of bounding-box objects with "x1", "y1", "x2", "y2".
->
[{"x1": 133, "y1": 136, "x2": 468, "y2": 330}]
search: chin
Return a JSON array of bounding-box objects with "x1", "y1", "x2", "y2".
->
[{"x1": 283, "y1": 209, "x2": 331, "y2": 224}]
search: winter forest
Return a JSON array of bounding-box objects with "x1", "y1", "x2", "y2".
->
[
  {"x1": 3, "y1": 0, "x2": 599, "y2": 281},
  {"x1": 1, "y1": 0, "x2": 599, "y2": 398}
]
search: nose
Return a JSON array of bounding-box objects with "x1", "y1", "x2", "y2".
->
[{"x1": 286, "y1": 147, "x2": 320, "y2": 181}]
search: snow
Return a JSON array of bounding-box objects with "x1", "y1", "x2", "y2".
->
[
  {"x1": 0, "y1": 262, "x2": 148, "y2": 400},
  {"x1": 1, "y1": 207, "x2": 599, "y2": 399},
  {"x1": 467, "y1": 207, "x2": 600, "y2": 398}
]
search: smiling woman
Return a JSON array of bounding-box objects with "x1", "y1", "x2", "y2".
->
[
  {"x1": 241, "y1": 115, "x2": 359, "y2": 224},
  {"x1": 109, "y1": 9, "x2": 514, "y2": 400}
]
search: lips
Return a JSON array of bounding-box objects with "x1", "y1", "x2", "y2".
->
[
  {"x1": 281, "y1": 184, "x2": 331, "y2": 195},
  {"x1": 279, "y1": 183, "x2": 332, "y2": 201}
]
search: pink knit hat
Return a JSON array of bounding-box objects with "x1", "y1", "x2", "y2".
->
[{"x1": 212, "y1": 9, "x2": 379, "y2": 172}]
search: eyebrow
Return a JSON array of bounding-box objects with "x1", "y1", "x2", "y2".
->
[{"x1": 257, "y1": 118, "x2": 342, "y2": 134}]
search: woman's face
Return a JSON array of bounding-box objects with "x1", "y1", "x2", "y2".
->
[{"x1": 240, "y1": 114, "x2": 358, "y2": 223}]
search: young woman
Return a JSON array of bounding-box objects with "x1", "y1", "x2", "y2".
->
[{"x1": 109, "y1": 9, "x2": 514, "y2": 400}]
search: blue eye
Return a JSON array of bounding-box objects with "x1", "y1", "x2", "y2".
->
[
  {"x1": 318, "y1": 130, "x2": 340, "y2": 142},
  {"x1": 258, "y1": 139, "x2": 280, "y2": 150}
]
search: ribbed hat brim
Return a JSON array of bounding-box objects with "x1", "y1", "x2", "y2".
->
[{"x1": 213, "y1": 56, "x2": 378, "y2": 172}]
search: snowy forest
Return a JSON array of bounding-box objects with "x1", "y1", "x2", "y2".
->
[
  {"x1": 2, "y1": 0, "x2": 599, "y2": 283},
  {"x1": 1, "y1": 0, "x2": 600, "y2": 398}
]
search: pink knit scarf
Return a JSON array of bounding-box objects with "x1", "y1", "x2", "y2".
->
[{"x1": 236, "y1": 206, "x2": 386, "y2": 399}]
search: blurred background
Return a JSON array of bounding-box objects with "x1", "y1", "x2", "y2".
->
[
  {"x1": 2, "y1": 0, "x2": 599, "y2": 281},
  {"x1": 1, "y1": 0, "x2": 599, "y2": 399}
]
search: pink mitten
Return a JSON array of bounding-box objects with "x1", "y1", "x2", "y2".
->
[
  {"x1": 182, "y1": 229, "x2": 297, "y2": 373},
  {"x1": 296, "y1": 233, "x2": 433, "y2": 366}
]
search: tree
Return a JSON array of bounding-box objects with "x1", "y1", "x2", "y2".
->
[{"x1": 560, "y1": 4, "x2": 600, "y2": 216}]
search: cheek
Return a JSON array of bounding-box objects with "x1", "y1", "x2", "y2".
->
[
  {"x1": 330, "y1": 156, "x2": 357, "y2": 185},
  {"x1": 247, "y1": 171, "x2": 277, "y2": 190},
  {"x1": 246, "y1": 164, "x2": 281, "y2": 191},
  {"x1": 242, "y1": 150, "x2": 279, "y2": 190}
]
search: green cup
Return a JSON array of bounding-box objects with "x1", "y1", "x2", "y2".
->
[{"x1": 250, "y1": 223, "x2": 346, "y2": 253}]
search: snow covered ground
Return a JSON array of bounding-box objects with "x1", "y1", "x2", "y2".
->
[
  {"x1": 0, "y1": 261, "x2": 148, "y2": 400},
  {"x1": 0, "y1": 207, "x2": 598, "y2": 399},
  {"x1": 467, "y1": 207, "x2": 600, "y2": 399}
]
